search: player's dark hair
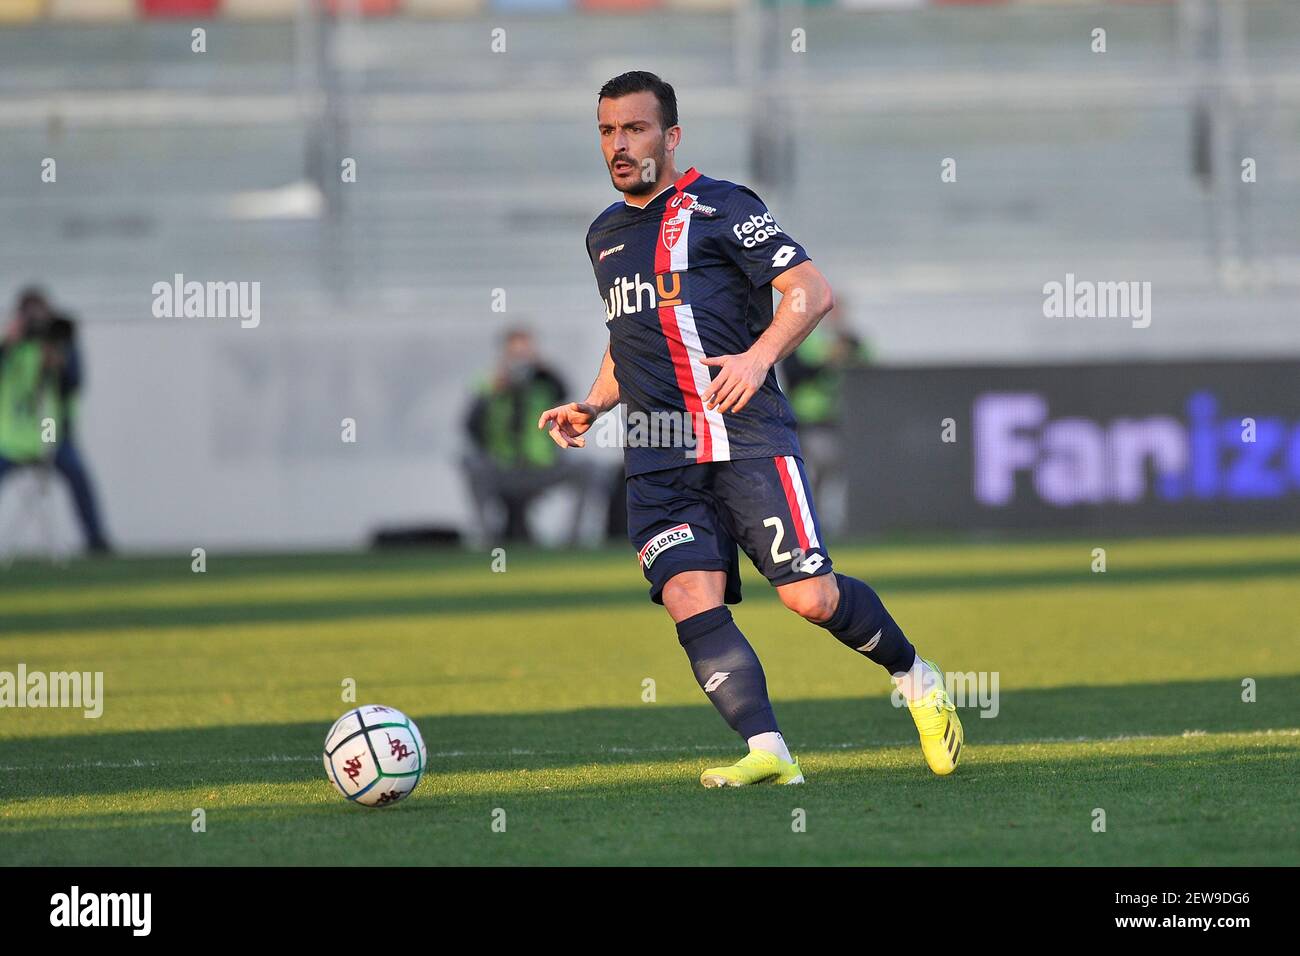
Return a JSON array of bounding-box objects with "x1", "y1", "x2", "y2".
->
[{"x1": 598, "y1": 71, "x2": 678, "y2": 130}]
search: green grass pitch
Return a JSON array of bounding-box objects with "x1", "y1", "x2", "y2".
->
[{"x1": 1, "y1": 533, "x2": 1297, "y2": 866}]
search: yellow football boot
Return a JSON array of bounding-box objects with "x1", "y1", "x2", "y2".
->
[
  {"x1": 700, "y1": 750, "x2": 804, "y2": 787},
  {"x1": 905, "y1": 659, "x2": 964, "y2": 775}
]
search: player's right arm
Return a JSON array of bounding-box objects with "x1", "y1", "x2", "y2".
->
[{"x1": 537, "y1": 344, "x2": 620, "y2": 449}]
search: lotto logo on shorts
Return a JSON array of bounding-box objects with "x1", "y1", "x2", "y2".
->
[{"x1": 639, "y1": 523, "x2": 694, "y2": 569}]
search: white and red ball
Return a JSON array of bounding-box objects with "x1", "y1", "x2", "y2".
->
[{"x1": 323, "y1": 704, "x2": 427, "y2": 807}]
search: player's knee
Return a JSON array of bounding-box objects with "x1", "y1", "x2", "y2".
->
[
  {"x1": 662, "y1": 570, "x2": 727, "y2": 622},
  {"x1": 779, "y1": 578, "x2": 839, "y2": 623}
]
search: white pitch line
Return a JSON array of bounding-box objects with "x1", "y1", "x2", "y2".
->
[{"x1": 0, "y1": 729, "x2": 1295, "y2": 773}]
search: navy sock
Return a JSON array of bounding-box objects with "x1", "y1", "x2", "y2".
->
[
  {"x1": 819, "y1": 573, "x2": 917, "y2": 675},
  {"x1": 676, "y1": 606, "x2": 779, "y2": 740}
]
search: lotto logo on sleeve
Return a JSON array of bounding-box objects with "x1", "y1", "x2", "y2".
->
[{"x1": 638, "y1": 523, "x2": 695, "y2": 569}]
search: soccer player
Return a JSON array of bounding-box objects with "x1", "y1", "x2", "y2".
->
[{"x1": 538, "y1": 71, "x2": 962, "y2": 786}]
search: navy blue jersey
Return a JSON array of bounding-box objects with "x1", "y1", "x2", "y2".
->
[{"x1": 586, "y1": 167, "x2": 811, "y2": 477}]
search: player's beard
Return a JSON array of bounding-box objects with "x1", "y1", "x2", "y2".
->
[{"x1": 609, "y1": 144, "x2": 668, "y2": 197}]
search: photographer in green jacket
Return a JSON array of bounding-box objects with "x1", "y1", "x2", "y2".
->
[{"x1": 0, "y1": 288, "x2": 111, "y2": 553}]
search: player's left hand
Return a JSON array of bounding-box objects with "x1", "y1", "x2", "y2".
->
[{"x1": 699, "y1": 349, "x2": 771, "y2": 414}]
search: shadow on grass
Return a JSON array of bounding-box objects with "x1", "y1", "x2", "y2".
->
[
  {"x1": 4, "y1": 557, "x2": 1300, "y2": 635},
  {"x1": 3, "y1": 529, "x2": 1297, "y2": 591},
  {"x1": 1, "y1": 740, "x2": 1296, "y2": 867},
  {"x1": 1, "y1": 676, "x2": 1296, "y2": 802}
]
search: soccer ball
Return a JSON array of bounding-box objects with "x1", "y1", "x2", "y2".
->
[{"x1": 323, "y1": 704, "x2": 428, "y2": 808}]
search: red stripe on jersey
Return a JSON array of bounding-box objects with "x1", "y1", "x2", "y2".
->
[
  {"x1": 656, "y1": 306, "x2": 711, "y2": 463},
  {"x1": 775, "y1": 457, "x2": 811, "y2": 552},
  {"x1": 655, "y1": 169, "x2": 711, "y2": 463}
]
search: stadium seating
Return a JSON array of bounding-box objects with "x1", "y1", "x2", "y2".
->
[{"x1": 17, "y1": 0, "x2": 1183, "y2": 21}]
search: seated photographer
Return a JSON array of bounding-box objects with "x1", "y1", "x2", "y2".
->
[
  {"x1": 0, "y1": 288, "x2": 111, "y2": 554},
  {"x1": 461, "y1": 327, "x2": 600, "y2": 546}
]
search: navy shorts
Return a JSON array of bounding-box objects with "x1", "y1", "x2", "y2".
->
[{"x1": 627, "y1": 456, "x2": 834, "y2": 605}]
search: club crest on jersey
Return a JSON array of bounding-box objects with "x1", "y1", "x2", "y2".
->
[
  {"x1": 661, "y1": 217, "x2": 686, "y2": 251},
  {"x1": 638, "y1": 522, "x2": 694, "y2": 569}
]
